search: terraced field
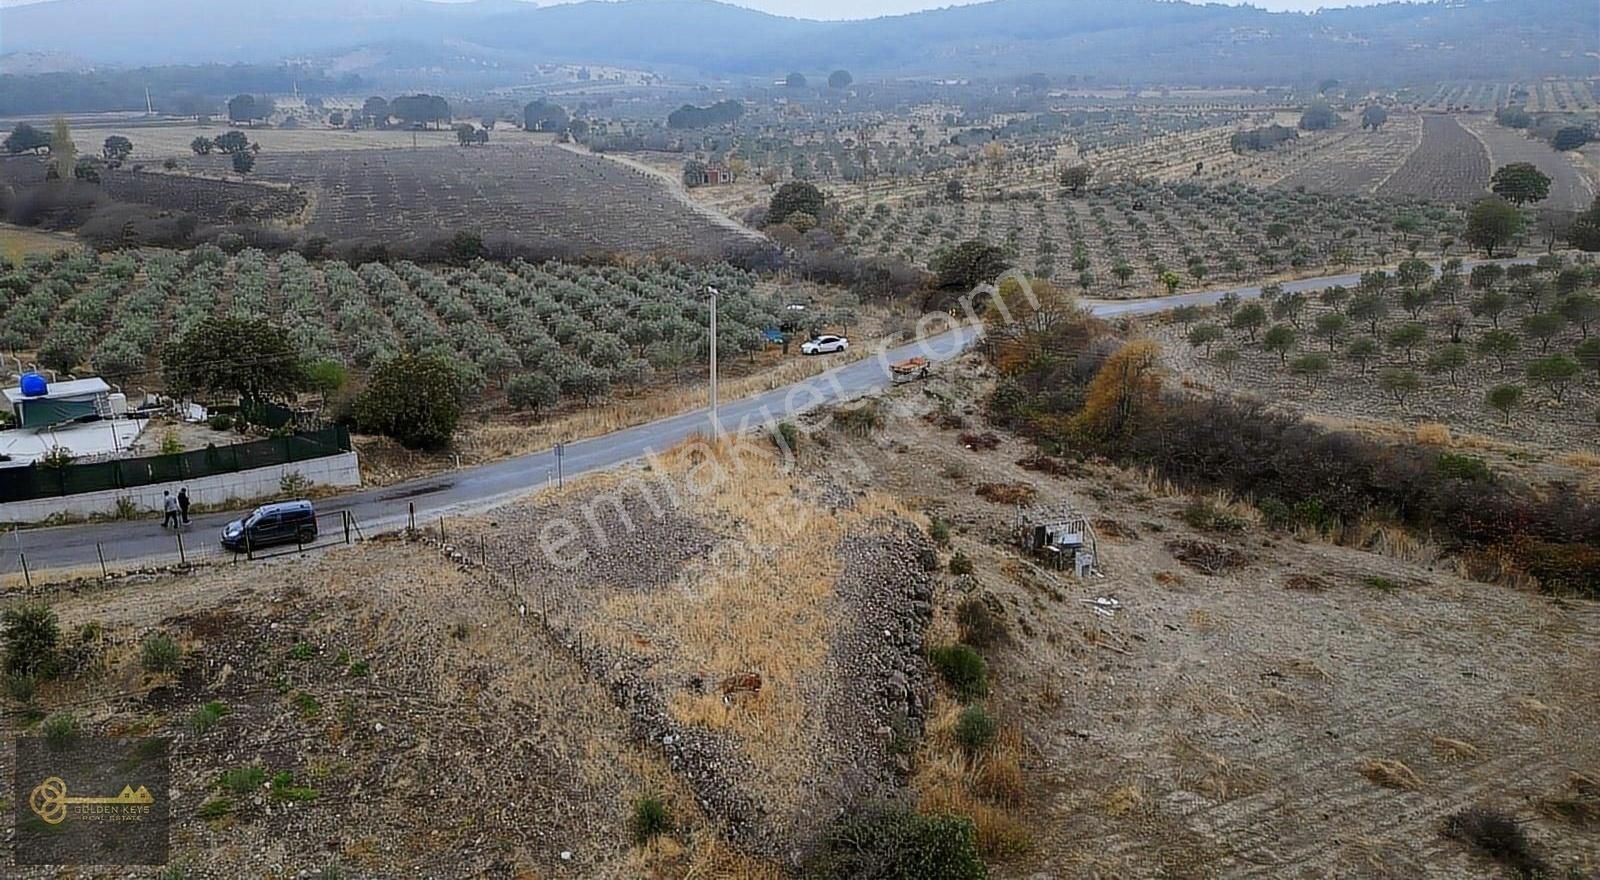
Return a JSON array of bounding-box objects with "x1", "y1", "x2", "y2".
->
[
  {"x1": 1272, "y1": 114, "x2": 1423, "y2": 195},
  {"x1": 188, "y1": 143, "x2": 760, "y2": 258},
  {"x1": 1378, "y1": 115, "x2": 1490, "y2": 204}
]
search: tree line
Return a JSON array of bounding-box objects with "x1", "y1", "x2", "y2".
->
[{"x1": 0, "y1": 64, "x2": 363, "y2": 117}]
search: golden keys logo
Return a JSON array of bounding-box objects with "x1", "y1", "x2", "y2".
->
[{"x1": 29, "y1": 776, "x2": 156, "y2": 825}]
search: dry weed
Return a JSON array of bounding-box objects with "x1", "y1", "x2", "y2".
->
[
  {"x1": 1259, "y1": 688, "x2": 1302, "y2": 711},
  {"x1": 1539, "y1": 771, "x2": 1600, "y2": 829},
  {"x1": 1280, "y1": 656, "x2": 1333, "y2": 682},
  {"x1": 596, "y1": 435, "x2": 922, "y2": 814},
  {"x1": 1511, "y1": 695, "x2": 1556, "y2": 728},
  {"x1": 1165, "y1": 539, "x2": 1248, "y2": 575},
  {"x1": 1359, "y1": 522, "x2": 1442, "y2": 567},
  {"x1": 913, "y1": 697, "x2": 1033, "y2": 860},
  {"x1": 1357, "y1": 758, "x2": 1424, "y2": 791},
  {"x1": 676, "y1": 832, "x2": 785, "y2": 880},
  {"x1": 1171, "y1": 737, "x2": 1264, "y2": 800},
  {"x1": 1560, "y1": 451, "x2": 1600, "y2": 470},
  {"x1": 1430, "y1": 736, "x2": 1480, "y2": 761},
  {"x1": 1101, "y1": 783, "x2": 1147, "y2": 817},
  {"x1": 1414, "y1": 422, "x2": 1454, "y2": 446}
]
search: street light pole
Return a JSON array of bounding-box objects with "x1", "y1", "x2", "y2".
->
[{"x1": 706, "y1": 285, "x2": 719, "y2": 433}]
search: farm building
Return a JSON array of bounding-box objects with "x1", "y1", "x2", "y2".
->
[{"x1": 685, "y1": 164, "x2": 734, "y2": 186}]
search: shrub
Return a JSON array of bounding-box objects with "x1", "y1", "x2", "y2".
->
[
  {"x1": 39, "y1": 445, "x2": 75, "y2": 468},
  {"x1": 2, "y1": 604, "x2": 60, "y2": 678},
  {"x1": 628, "y1": 795, "x2": 673, "y2": 845},
  {"x1": 197, "y1": 798, "x2": 232, "y2": 820},
  {"x1": 1437, "y1": 453, "x2": 1493, "y2": 483},
  {"x1": 506, "y1": 373, "x2": 559, "y2": 414},
  {"x1": 1518, "y1": 540, "x2": 1600, "y2": 598},
  {"x1": 140, "y1": 632, "x2": 181, "y2": 674},
  {"x1": 218, "y1": 764, "x2": 266, "y2": 794},
  {"x1": 41, "y1": 711, "x2": 79, "y2": 749},
  {"x1": 269, "y1": 771, "x2": 320, "y2": 802},
  {"x1": 805, "y1": 803, "x2": 985, "y2": 880},
  {"x1": 191, "y1": 700, "x2": 231, "y2": 734},
  {"x1": 953, "y1": 705, "x2": 998, "y2": 756},
  {"x1": 772, "y1": 420, "x2": 801, "y2": 456},
  {"x1": 955, "y1": 598, "x2": 1007, "y2": 649},
  {"x1": 1182, "y1": 499, "x2": 1247, "y2": 533},
  {"x1": 948, "y1": 551, "x2": 974, "y2": 575},
  {"x1": 207, "y1": 414, "x2": 234, "y2": 431},
  {"x1": 6, "y1": 672, "x2": 38, "y2": 703},
  {"x1": 928, "y1": 518, "x2": 951, "y2": 547},
  {"x1": 928, "y1": 644, "x2": 988, "y2": 701},
  {"x1": 834, "y1": 400, "x2": 883, "y2": 436}
]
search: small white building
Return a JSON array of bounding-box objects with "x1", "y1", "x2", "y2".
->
[
  {"x1": 1, "y1": 377, "x2": 140, "y2": 468},
  {"x1": 4, "y1": 377, "x2": 114, "y2": 428}
]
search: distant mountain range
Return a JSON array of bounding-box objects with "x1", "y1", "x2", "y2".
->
[{"x1": 2, "y1": 0, "x2": 1595, "y2": 85}]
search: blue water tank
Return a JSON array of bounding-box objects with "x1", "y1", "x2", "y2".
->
[{"x1": 19, "y1": 373, "x2": 47, "y2": 397}]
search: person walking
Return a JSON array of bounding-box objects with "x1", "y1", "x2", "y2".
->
[
  {"x1": 177, "y1": 488, "x2": 191, "y2": 525},
  {"x1": 161, "y1": 491, "x2": 179, "y2": 529}
]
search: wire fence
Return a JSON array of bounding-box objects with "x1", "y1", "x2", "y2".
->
[{"x1": 0, "y1": 510, "x2": 363, "y2": 588}]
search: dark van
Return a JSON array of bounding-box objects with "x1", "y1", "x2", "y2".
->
[{"x1": 221, "y1": 500, "x2": 318, "y2": 551}]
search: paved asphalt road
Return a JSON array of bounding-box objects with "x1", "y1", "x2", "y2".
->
[{"x1": 1, "y1": 260, "x2": 1527, "y2": 577}]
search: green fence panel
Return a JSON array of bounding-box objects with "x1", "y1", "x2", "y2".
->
[{"x1": 0, "y1": 426, "x2": 349, "y2": 504}]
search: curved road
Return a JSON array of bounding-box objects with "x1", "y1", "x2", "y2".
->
[{"x1": 1, "y1": 261, "x2": 1524, "y2": 577}]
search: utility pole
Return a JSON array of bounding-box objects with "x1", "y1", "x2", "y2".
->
[{"x1": 706, "y1": 285, "x2": 719, "y2": 433}]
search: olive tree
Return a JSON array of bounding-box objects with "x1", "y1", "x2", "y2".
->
[
  {"x1": 354, "y1": 354, "x2": 465, "y2": 450},
  {"x1": 1486, "y1": 383, "x2": 1524, "y2": 423}
]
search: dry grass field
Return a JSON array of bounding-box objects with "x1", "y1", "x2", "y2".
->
[{"x1": 0, "y1": 221, "x2": 78, "y2": 261}]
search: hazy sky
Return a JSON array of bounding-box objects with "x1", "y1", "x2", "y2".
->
[{"x1": 0, "y1": 0, "x2": 1390, "y2": 15}]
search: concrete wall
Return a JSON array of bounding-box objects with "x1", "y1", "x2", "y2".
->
[{"x1": 0, "y1": 452, "x2": 361, "y2": 524}]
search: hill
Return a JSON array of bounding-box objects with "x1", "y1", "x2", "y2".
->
[{"x1": 1, "y1": 0, "x2": 1595, "y2": 84}]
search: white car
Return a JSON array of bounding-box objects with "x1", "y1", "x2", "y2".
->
[{"x1": 801, "y1": 334, "x2": 849, "y2": 355}]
